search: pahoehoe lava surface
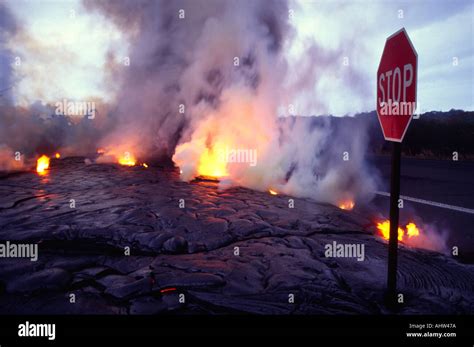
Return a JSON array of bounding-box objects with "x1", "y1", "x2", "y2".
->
[{"x1": 0, "y1": 158, "x2": 473, "y2": 314}]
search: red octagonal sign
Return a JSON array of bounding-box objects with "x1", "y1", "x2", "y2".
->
[{"x1": 376, "y1": 28, "x2": 418, "y2": 142}]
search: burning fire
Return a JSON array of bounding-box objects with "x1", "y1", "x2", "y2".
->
[
  {"x1": 406, "y1": 222, "x2": 420, "y2": 238},
  {"x1": 377, "y1": 220, "x2": 420, "y2": 242},
  {"x1": 96, "y1": 148, "x2": 138, "y2": 166},
  {"x1": 36, "y1": 155, "x2": 50, "y2": 175},
  {"x1": 55, "y1": 153, "x2": 61, "y2": 159},
  {"x1": 197, "y1": 145, "x2": 228, "y2": 178},
  {"x1": 118, "y1": 152, "x2": 136, "y2": 166},
  {"x1": 268, "y1": 189, "x2": 278, "y2": 195},
  {"x1": 142, "y1": 163, "x2": 148, "y2": 168},
  {"x1": 338, "y1": 200, "x2": 355, "y2": 210}
]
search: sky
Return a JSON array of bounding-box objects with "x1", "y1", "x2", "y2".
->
[
  {"x1": 1, "y1": 0, "x2": 473, "y2": 115},
  {"x1": 290, "y1": 0, "x2": 474, "y2": 114},
  {"x1": 1, "y1": 0, "x2": 126, "y2": 105}
]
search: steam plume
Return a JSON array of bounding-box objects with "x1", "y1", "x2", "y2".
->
[
  {"x1": 1, "y1": 0, "x2": 377, "y2": 206},
  {"x1": 84, "y1": 0, "x2": 376, "y2": 205}
]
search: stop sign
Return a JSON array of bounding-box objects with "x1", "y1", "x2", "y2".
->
[{"x1": 376, "y1": 28, "x2": 417, "y2": 142}]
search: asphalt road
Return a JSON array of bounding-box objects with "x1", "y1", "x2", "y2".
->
[{"x1": 366, "y1": 155, "x2": 474, "y2": 258}]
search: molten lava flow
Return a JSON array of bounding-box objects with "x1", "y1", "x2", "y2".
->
[
  {"x1": 268, "y1": 189, "x2": 278, "y2": 195},
  {"x1": 118, "y1": 152, "x2": 136, "y2": 166},
  {"x1": 36, "y1": 155, "x2": 50, "y2": 175},
  {"x1": 55, "y1": 153, "x2": 61, "y2": 159},
  {"x1": 95, "y1": 148, "x2": 138, "y2": 167},
  {"x1": 160, "y1": 287, "x2": 177, "y2": 294},
  {"x1": 406, "y1": 222, "x2": 420, "y2": 238},
  {"x1": 197, "y1": 146, "x2": 228, "y2": 178},
  {"x1": 338, "y1": 200, "x2": 355, "y2": 210},
  {"x1": 377, "y1": 220, "x2": 404, "y2": 241},
  {"x1": 377, "y1": 220, "x2": 420, "y2": 242}
]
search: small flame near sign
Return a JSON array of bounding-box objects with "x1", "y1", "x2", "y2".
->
[
  {"x1": 377, "y1": 220, "x2": 420, "y2": 242},
  {"x1": 268, "y1": 189, "x2": 278, "y2": 196}
]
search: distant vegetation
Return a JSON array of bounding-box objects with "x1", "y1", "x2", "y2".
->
[{"x1": 334, "y1": 109, "x2": 474, "y2": 160}]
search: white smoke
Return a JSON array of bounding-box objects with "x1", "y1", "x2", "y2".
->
[
  {"x1": 0, "y1": 2, "x2": 112, "y2": 167},
  {"x1": 83, "y1": 0, "x2": 378, "y2": 206},
  {"x1": 404, "y1": 221, "x2": 449, "y2": 253},
  {"x1": 1, "y1": 0, "x2": 378, "y2": 207}
]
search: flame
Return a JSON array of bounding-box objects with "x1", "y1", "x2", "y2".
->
[
  {"x1": 197, "y1": 145, "x2": 228, "y2": 178},
  {"x1": 172, "y1": 91, "x2": 275, "y2": 182},
  {"x1": 377, "y1": 220, "x2": 404, "y2": 241},
  {"x1": 338, "y1": 200, "x2": 355, "y2": 210},
  {"x1": 142, "y1": 163, "x2": 148, "y2": 168},
  {"x1": 55, "y1": 153, "x2": 61, "y2": 159},
  {"x1": 377, "y1": 220, "x2": 420, "y2": 242},
  {"x1": 95, "y1": 148, "x2": 137, "y2": 166},
  {"x1": 406, "y1": 222, "x2": 420, "y2": 238},
  {"x1": 268, "y1": 189, "x2": 278, "y2": 195},
  {"x1": 36, "y1": 155, "x2": 50, "y2": 175},
  {"x1": 118, "y1": 152, "x2": 136, "y2": 166}
]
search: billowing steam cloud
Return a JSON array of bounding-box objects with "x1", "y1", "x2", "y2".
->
[
  {"x1": 83, "y1": 0, "x2": 376, "y2": 205},
  {"x1": 0, "y1": 2, "x2": 17, "y2": 104},
  {"x1": 0, "y1": 3, "x2": 25, "y2": 170},
  {"x1": 0, "y1": 2, "x2": 112, "y2": 169},
  {"x1": 83, "y1": 0, "x2": 291, "y2": 160},
  {"x1": 1, "y1": 0, "x2": 377, "y2": 206}
]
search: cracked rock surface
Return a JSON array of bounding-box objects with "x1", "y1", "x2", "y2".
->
[{"x1": 0, "y1": 157, "x2": 473, "y2": 314}]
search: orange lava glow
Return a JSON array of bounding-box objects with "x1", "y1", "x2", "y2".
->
[
  {"x1": 160, "y1": 287, "x2": 177, "y2": 294},
  {"x1": 197, "y1": 145, "x2": 228, "y2": 178},
  {"x1": 118, "y1": 152, "x2": 136, "y2": 166},
  {"x1": 338, "y1": 200, "x2": 355, "y2": 210},
  {"x1": 36, "y1": 155, "x2": 50, "y2": 175},
  {"x1": 377, "y1": 220, "x2": 421, "y2": 242},
  {"x1": 405, "y1": 222, "x2": 420, "y2": 238}
]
